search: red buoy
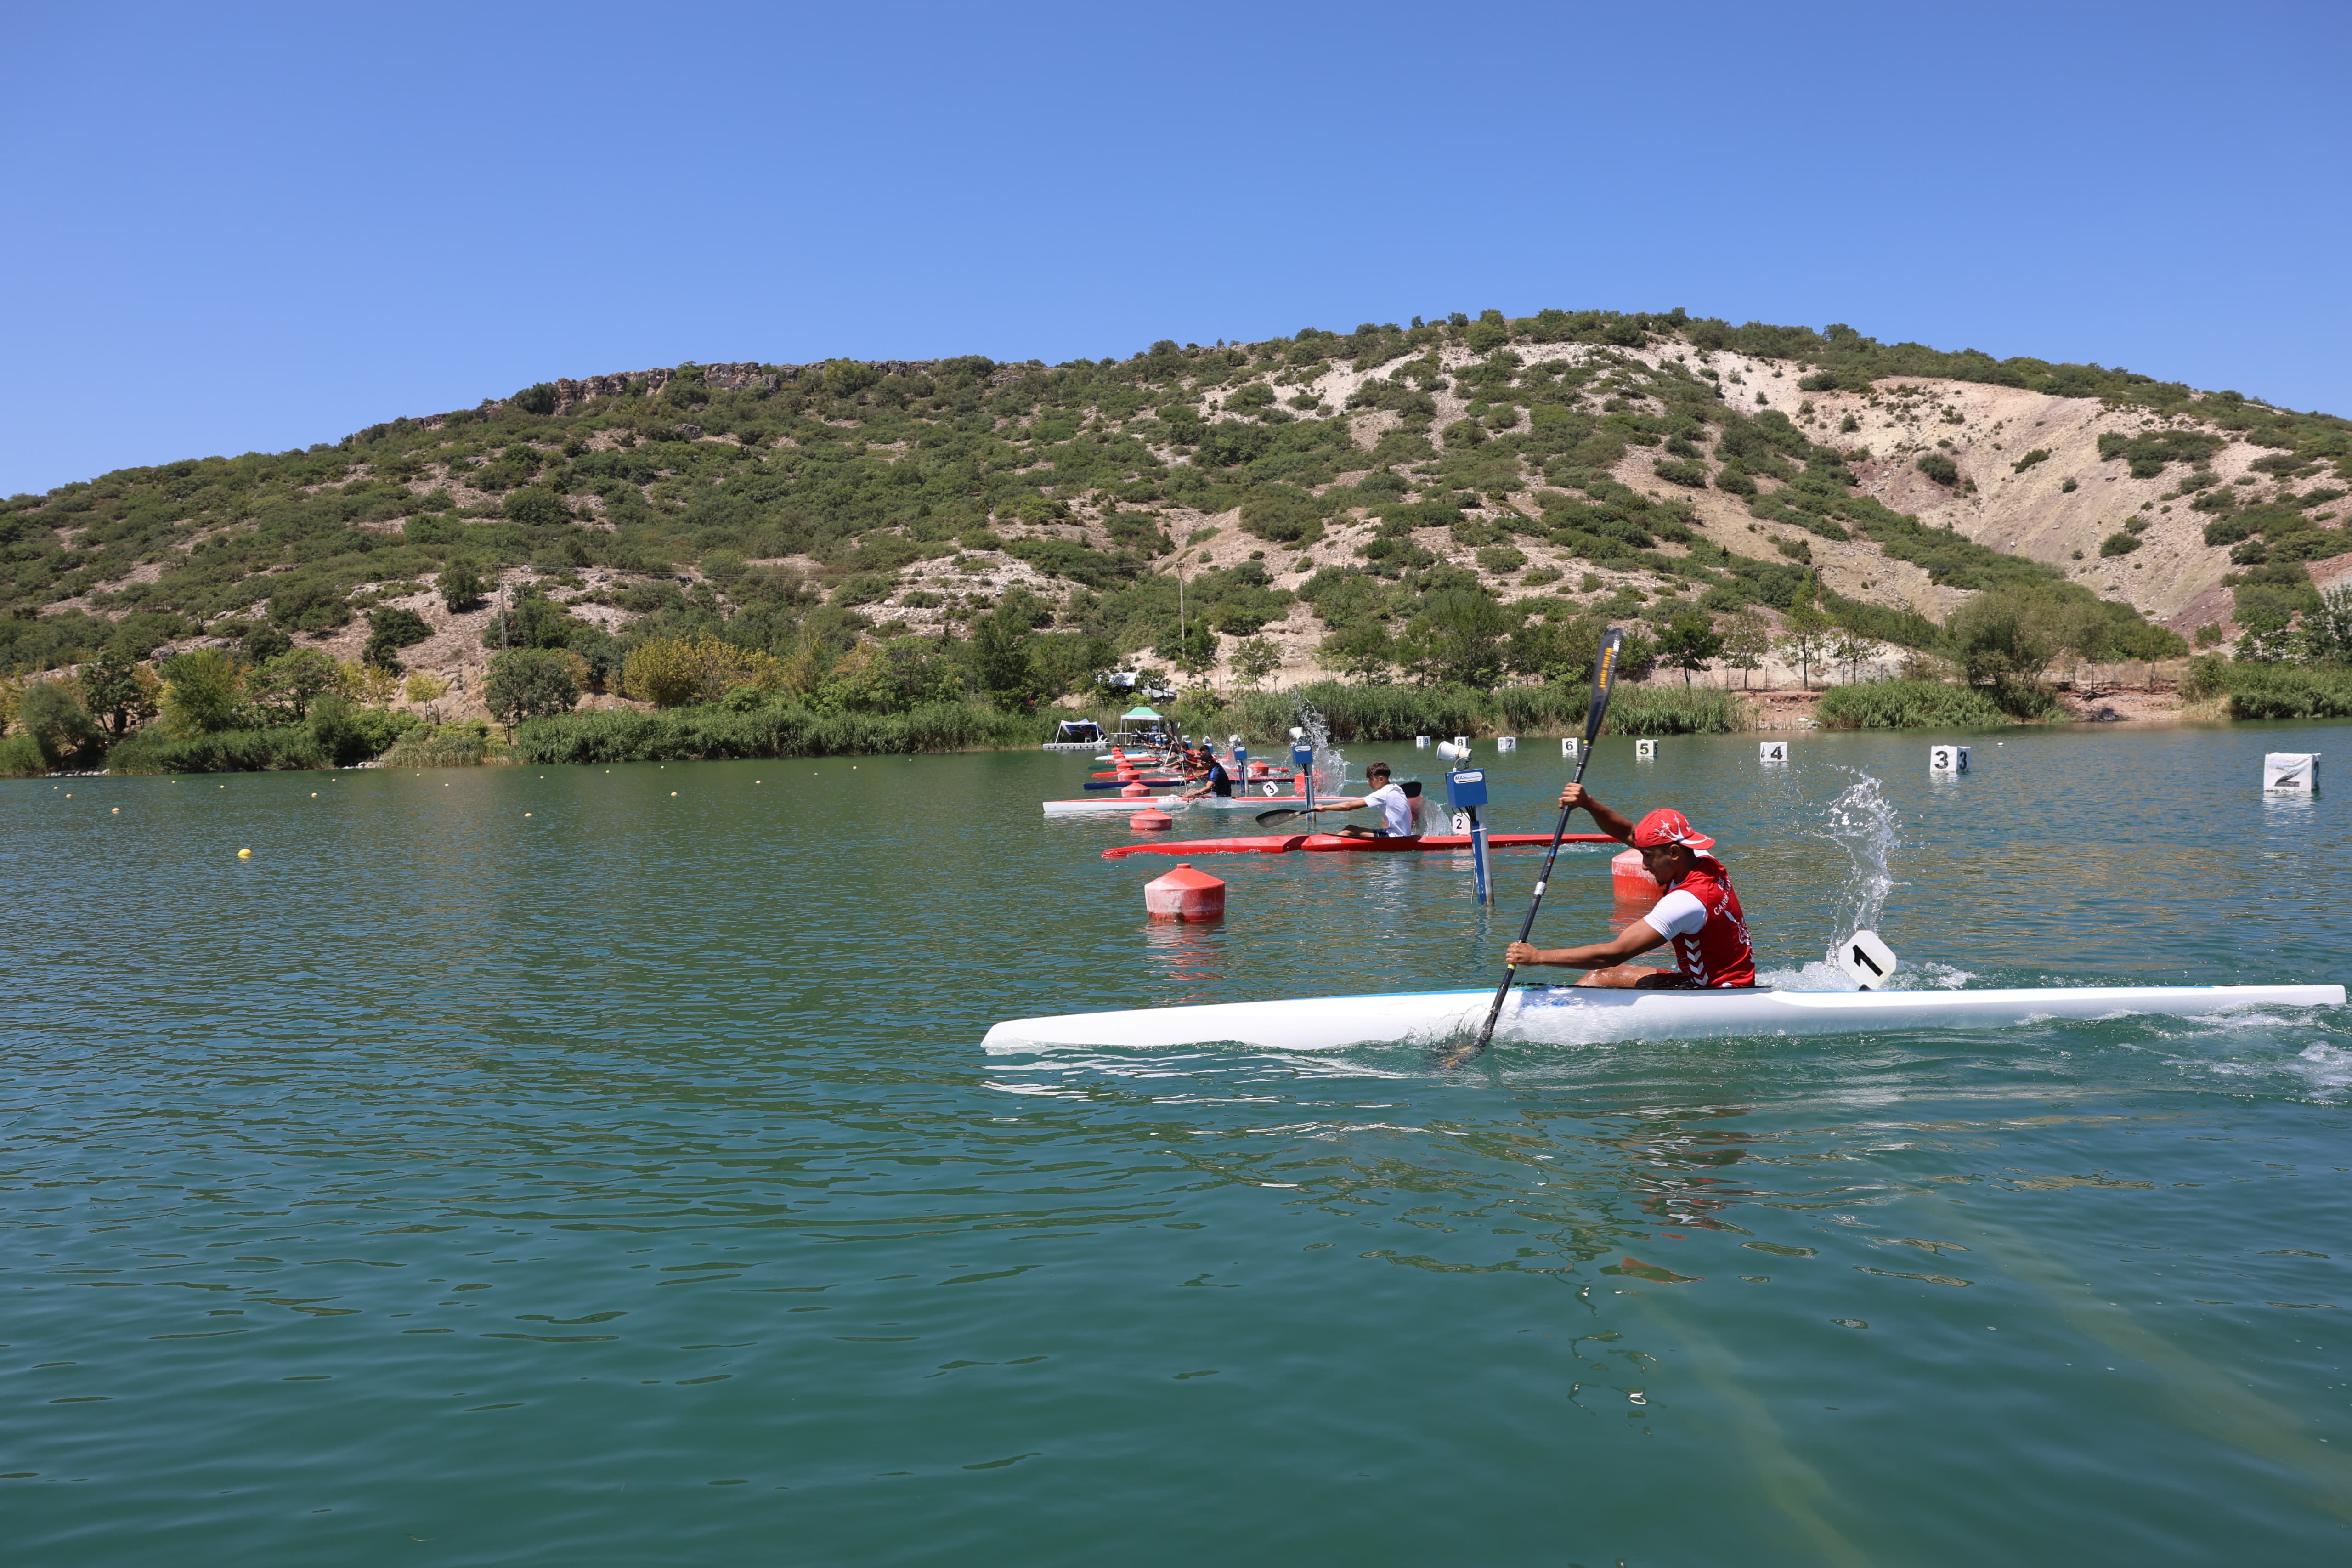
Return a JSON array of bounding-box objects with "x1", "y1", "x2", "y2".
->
[
  {"x1": 1612, "y1": 848, "x2": 1661, "y2": 900},
  {"x1": 1121, "y1": 781, "x2": 1152, "y2": 797},
  {"x1": 1144, "y1": 863, "x2": 1226, "y2": 921},
  {"x1": 1130, "y1": 807, "x2": 1174, "y2": 831}
]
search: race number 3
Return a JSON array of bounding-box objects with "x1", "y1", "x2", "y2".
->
[{"x1": 1930, "y1": 745, "x2": 1970, "y2": 775}]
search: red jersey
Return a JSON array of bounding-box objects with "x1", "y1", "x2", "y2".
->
[{"x1": 1640, "y1": 855, "x2": 1757, "y2": 988}]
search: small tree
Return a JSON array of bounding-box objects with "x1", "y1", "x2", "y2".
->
[
  {"x1": 80, "y1": 643, "x2": 160, "y2": 737},
  {"x1": 486, "y1": 648, "x2": 581, "y2": 731},
  {"x1": 404, "y1": 671, "x2": 450, "y2": 716},
  {"x1": 1946, "y1": 589, "x2": 2059, "y2": 687},
  {"x1": 970, "y1": 609, "x2": 1040, "y2": 708},
  {"x1": 440, "y1": 560, "x2": 487, "y2": 614},
  {"x1": 2298, "y1": 584, "x2": 2352, "y2": 664},
  {"x1": 159, "y1": 649, "x2": 246, "y2": 736},
  {"x1": 1722, "y1": 611, "x2": 1772, "y2": 689},
  {"x1": 1779, "y1": 604, "x2": 1832, "y2": 691},
  {"x1": 17, "y1": 680, "x2": 103, "y2": 766},
  {"x1": 1829, "y1": 628, "x2": 1877, "y2": 685},
  {"x1": 1316, "y1": 622, "x2": 1396, "y2": 684},
  {"x1": 1231, "y1": 637, "x2": 1282, "y2": 690},
  {"x1": 1399, "y1": 589, "x2": 1511, "y2": 688},
  {"x1": 249, "y1": 648, "x2": 346, "y2": 723},
  {"x1": 1657, "y1": 609, "x2": 1725, "y2": 688}
]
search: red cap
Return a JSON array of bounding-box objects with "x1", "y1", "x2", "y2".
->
[{"x1": 1631, "y1": 808, "x2": 1715, "y2": 852}]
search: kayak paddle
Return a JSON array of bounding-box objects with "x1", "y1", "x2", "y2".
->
[{"x1": 1461, "y1": 627, "x2": 1624, "y2": 1060}]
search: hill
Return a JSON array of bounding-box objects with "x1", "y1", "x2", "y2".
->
[{"x1": 5, "y1": 308, "x2": 2349, "y2": 728}]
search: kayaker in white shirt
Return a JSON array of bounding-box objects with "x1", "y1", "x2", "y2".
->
[{"x1": 1333, "y1": 763, "x2": 1417, "y2": 838}]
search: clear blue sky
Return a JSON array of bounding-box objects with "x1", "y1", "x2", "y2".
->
[{"x1": 4, "y1": 1, "x2": 2346, "y2": 495}]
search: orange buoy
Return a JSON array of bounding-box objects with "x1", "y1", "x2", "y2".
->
[
  {"x1": 1612, "y1": 849, "x2": 1661, "y2": 901},
  {"x1": 1130, "y1": 807, "x2": 1174, "y2": 831},
  {"x1": 1144, "y1": 862, "x2": 1226, "y2": 922}
]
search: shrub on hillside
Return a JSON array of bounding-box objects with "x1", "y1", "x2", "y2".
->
[
  {"x1": 622, "y1": 634, "x2": 783, "y2": 707},
  {"x1": 363, "y1": 606, "x2": 433, "y2": 669},
  {"x1": 268, "y1": 578, "x2": 351, "y2": 632},
  {"x1": 1916, "y1": 453, "x2": 1960, "y2": 487},
  {"x1": 441, "y1": 560, "x2": 487, "y2": 612},
  {"x1": 2099, "y1": 532, "x2": 2142, "y2": 557}
]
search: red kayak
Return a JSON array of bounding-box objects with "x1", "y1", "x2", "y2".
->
[{"x1": 1102, "y1": 832, "x2": 1620, "y2": 860}]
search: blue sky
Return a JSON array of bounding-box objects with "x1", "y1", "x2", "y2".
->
[{"x1": 4, "y1": 1, "x2": 2346, "y2": 495}]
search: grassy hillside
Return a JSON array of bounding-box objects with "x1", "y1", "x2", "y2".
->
[{"x1": 4, "y1": 306, "x2": 2348, "y2": 766}]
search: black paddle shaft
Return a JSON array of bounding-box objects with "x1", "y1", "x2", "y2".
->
[{"x1": 1467, "y1": 628, "x2": 1624, "y2": 1057}]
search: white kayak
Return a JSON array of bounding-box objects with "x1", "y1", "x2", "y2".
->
[
  {"x1": 1042, "y1": 795, "x2": 1366, "y2": 816},
  {"x1": 983, "y1": 982, "x2": 2345, "y2": 1052}
]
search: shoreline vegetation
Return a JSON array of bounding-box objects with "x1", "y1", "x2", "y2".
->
[{"x1": 10, "y1": 658, "x2": 2349, "y2": 779}]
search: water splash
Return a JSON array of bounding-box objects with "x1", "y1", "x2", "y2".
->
[
  {"x1": 1810, "y1": 770, "x2": 1900, "y2": 945},
  {"x1": 1290, "y1": 700, "x2": 1351, "y2": 796}
]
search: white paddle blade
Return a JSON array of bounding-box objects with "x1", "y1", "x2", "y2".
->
[{"x1": 1835, "y1": 930, "x2": 1900, "y2": 990}]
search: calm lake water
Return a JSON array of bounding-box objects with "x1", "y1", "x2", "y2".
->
[{"x1": 5, "y1": 721, "x2": 2350, "y2": 1566}]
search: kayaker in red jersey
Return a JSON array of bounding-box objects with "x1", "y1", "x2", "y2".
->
[{"x1": 1504, "y1": 785, "x2": 1757, "y2": 989}]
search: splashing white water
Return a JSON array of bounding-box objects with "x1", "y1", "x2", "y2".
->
[
  {"x1": 1811, "y1": 770, "x2": 1900, "y2": 944},
  {"x1": 1290, "y1": 700, "x2": 1351, "y2": 796}
]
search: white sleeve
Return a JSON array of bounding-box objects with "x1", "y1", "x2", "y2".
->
[{"x1": 1640, "y1": 888, "x2": 1708, "y2": 940}]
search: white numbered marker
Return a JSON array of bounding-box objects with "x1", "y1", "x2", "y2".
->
[
  {"x1": 1929, "y1": 745, "x2": 1970, "y2": 775},
  {"x1": 1561, "y1": 737, "x2": 1580, "y2": 758},
  {"x1": 1759, "y1": 741, "x2": 1788, "y2": 764},
  {"x1": 2262, "y1": 753, "x2": 2318, "y2": 792},
  {"x1": 1635, "y1": 739, "x2": 1658, "y2": 760}
]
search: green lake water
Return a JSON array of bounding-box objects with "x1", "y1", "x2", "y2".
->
[{"x1": 5, "y1": 722, "x2": 2350, "y2": 1565}]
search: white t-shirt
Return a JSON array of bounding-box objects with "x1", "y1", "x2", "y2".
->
[
  {"x1": 1640, "y1": 888, "x2": 1708, "y2": 940},
  {"x1": 1363, "y1": 782, "x2": 1414, "y2": 835}
]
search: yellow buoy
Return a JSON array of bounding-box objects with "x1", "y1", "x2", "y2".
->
[
  {"x1": 237, "y1": 848, "x2": 252, "y2": 859},
  {"x1": 671, "y1": 791, "x2": 678, "y2": 797},
  {"x1": 112, "y1": 807, "x2": 120, "y2": 815},
  {"x1": 524, "y1": 812, "x2": 533, "y2": 818}
]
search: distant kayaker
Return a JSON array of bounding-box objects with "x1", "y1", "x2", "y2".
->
[
  {"x1": 1332, "y1": 762, "x2": 1416, "y2": 838},
  {"x1": 1504, "y1": 786, "x2": 1756, "y2": 989},
  {"x1": 1182, "y1": 747, "x2": 1236, "y2": 799}
]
